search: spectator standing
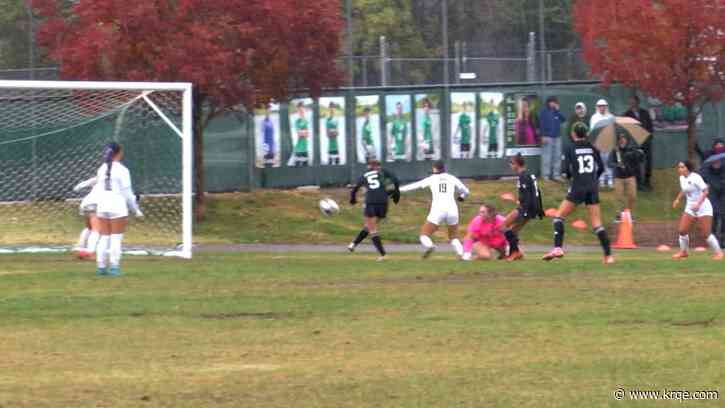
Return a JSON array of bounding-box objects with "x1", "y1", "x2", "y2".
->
[
  {"x1": 700, "y1": 158, "x2": 724, "y2": 243},
  {"x1": 623, "y1": 95, "x2": 654, "y2": 191},
  {"x1": 590, "y1": 99, "x2": 615, "y2": 188},
  {"x1": 539, "y1": 96, "x2": 566, "y2": 180},
  {"x1": 608, "y1": 133, "x2": 645, "y2": 222}
]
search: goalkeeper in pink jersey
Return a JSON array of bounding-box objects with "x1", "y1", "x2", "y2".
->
[{"x1": 462, "y1": 204, "x2": 507, "y2": 261}]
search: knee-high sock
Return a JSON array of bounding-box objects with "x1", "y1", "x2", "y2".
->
[
  {"x1": 679, "y1": 234, "x2": 690, "y2": 252},
  {"x1": 451, "y1": 239, "x2": 463, "y2": 257},
  {"x1": 371, "y1": 233, "x2": 386, "y2": 256},
  {"x1": 77, "y1": 228, "x2": 91, "y2": 247},
  {"x1": 420, "y1": 235, "x2": 434, "y2": 248},
  {"x1": 594, "y1": 226, "x2": 611, "y2": 256},
  {"x1": 87, "y1": 231, "x2": 100, "y2": 252},
  {"x1": 504, "y1": 229, "x2": 519, "y2": 252},
  {"x1": 463, "y1": 238, "x2": 474, "y2": 254},
  {"x1": 553, "y1": 217, "x2": 565, "y2": 248},
  {"x1": 96, "y1": 235, "x2": 110, "y2": 268},
  {"x1": 109, "y1": 234, "x2": 124, "y2": 267},
  {"x1": 352, "y1": 227, "x2": 369, "y2": 246},
  {"x1": 706, "y1": 234, "x2": 722, "y2": 253}
]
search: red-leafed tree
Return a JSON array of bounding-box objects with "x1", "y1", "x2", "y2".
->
[
  {"x1": 31, "y1": 0, "x2": 345, "y2": 219},
  {"x1": 574, "y1": 0, "x2": 724, "y2": 161}
]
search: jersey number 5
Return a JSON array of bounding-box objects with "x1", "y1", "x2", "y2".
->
[
  {"x1": 366, "y1": 173, "x2": 381, "y2": 189},
  {"x1": 577, "y1": 155, "x2": 595, "y2": 174}
]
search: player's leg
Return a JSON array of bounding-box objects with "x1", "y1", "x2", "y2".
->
[
  {"x1": 95, "y1": 216, "x2": 112, "y2": 275},
  {"x1": 79, "y1": 213, "x2": 102, "y2": 260},
  {"x1": 349, "y1": 216, "x2": 370, "y2": 252},
  {"x1": 420, "y1": 221, "x2": 438, "y2": 258},
  {"x1": 543, "y1": 200, "x2": 575, "y2": 260},
  {"x1": 503, "y1": 209, "x2": 525, "y2": 261},
  {"x1": 462, "y1": 231, "x2": 476, "y2": 261},
  {"x1": 108, "y1": 216, "x2": 128, "y2": 276},
  {"x1": 367, "y1": 215, "x2": 387, "y2": 260},
  {"x1": 697, "y1": 215, "x2": 723, "y2": 259},
  {"x1": 76, "y1": 218, "x2": 92, "y2": 250},
  {"x1": 673, "y1": 213, "x2": 694, "y2": 259},
  {"x1": 447, "y1": 223, "x2": 464, "y2": 258},
  {"x1": 588, "y1": 203, "x2": 614, "y2": 264},
  {"x1": 474, "y1": 242, "x2": 494, "y2": 260}
]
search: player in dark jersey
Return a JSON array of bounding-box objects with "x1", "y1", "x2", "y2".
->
[
  {"x1": 542, "y1": 123, "x2": 614, "y2": 264},
  {"x1": 501, "y1": 154, "x2": 544, "y2": 261},
  {"x1": 348, "y1": 160, "x2": 400, "y2": 260}
]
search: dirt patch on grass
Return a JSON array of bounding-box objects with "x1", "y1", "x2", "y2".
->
[{"x1": 197, "y1": 312, "x2": 290, "y2": 320}]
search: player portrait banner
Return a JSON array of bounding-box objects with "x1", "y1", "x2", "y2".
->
[
  {"x1": 450, "y1": 92, "x2": 476, "y2": 159},
  {"x1": 479, "y1": 92, "x2": 505, "y2": 159},
  {"x1": 385, "y1": 94, "x2": 413, "y2": 163},
  {"x1": 415, "y1": 94, "x2": 441, "y2": 161},
  {"x1": 355, "y1": 95, "x2": 382, "y2": 164},
  {"x1": 287, "y1": 98, "x2": 315, "y2": 167},
  {"x1": 319, "y1": 97, "x2": 346, "y2": 166},
  {"x1": 254, "y1": 103, "x2": 281, "y2": 168},
  {"x1": 504, "y1": 93, "x2": 541, "y2": 149}
]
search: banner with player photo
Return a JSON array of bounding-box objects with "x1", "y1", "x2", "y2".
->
[
  {"x1": 385, "y1": 94, "x2": 412, "y2": 162},
  {"x1": 254, "y1": 103, "x2": 281, "y2": 168},
  {"x1": 319, "y1": 97, "x2": 346, "y2": 166},
  {"x1": 355, "y1": 95, "x2": 382, "y2": 163},
  {"x1": 450, "y1": 92, "x2": 476, "y2": 159},
  {"x1": 479, "y1": 92, "x2": 504, "y2": 159},
  {"x1": 504, "y1": 93, "x2": 542, "y2": 156},
  {"x1": 415, "y1": 94, "x2": 441, "y2": 161},
  {"x1": 287, "y1": 98, "x2": 315, "y2": 167}
]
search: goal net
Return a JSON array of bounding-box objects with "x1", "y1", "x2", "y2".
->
[{"x1": 0, "y1": 80, "x2": 193, "y2": 258}]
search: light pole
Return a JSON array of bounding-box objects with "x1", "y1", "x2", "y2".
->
[
  {"x1": 442, "y1": 0, "x2": 449, "y2": 85},
  {"x1": 26, "y1": 1, "x2": 36, "y2": 79},
  {"x1": 346, "y1": 0, "x2": 353, "y2": 87}
]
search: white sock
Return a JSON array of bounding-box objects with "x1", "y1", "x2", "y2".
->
[
  {"x1": 451, "y1": 239, "x2": 463, "y2": 256},
  {"x1": 678, "y1": 234, "x2": 690, "y2": 252},
  {"x1": 77, "y1": 228, "x2": 91, "y2": 247},
  {"x1": 96, "y1": 235, "x2": 110, "y2": 268},
  {"x1": 87, "y1": 231, "x2": 100, "y2": 252},
  {"x1": 420, "y1": 235, "x2": 434, "y2": 249},
  {"x1": 706, "y1": 234, "x2": 722, "y2": 253},
  {"x1": 109, "y1": 234, "x2": 124, "y2": 267}
]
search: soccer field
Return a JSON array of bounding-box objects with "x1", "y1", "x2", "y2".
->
[{"x1": 1, "y1": 252, "x2": 723, "y2": 407}]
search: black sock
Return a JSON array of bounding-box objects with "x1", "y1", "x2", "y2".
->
[
  {"x1": 553, "y1": 217, "x2": 565, "y2": 248},
  {"x1": 371, "y1": 234, "x2": 386, "y2": 256},
  {"x1": 353, "y1": 228, "x2": 369, "y2": 246},
  {"x1": 595, "y1": 226, "x2": 611, "y2": 256},
  {"x1": 504, "y1": 229, "x2": 519, "y2": 252}
]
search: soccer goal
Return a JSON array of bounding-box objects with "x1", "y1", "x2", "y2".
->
[{"x1": 0, "y1": 80, "x2": 193, "y2": 258}]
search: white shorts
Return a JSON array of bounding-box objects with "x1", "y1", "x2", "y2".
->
[
  {"x1": 96, "y1": 194, "x2": 129, "y2": 219},
  {"x1": 79, "y1": 194, "x2": 98, "y2": 216},
  {"x1": 685, "y1": 199, "x2": 713, "y2": 218},
  {"x1": 96, "y1": 211, "x2": 129, "y2": 220},
  {"x1": 426, "y1": 208, "x2": 459, "y2": 226}
]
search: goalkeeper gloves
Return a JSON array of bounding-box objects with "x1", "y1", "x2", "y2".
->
[{"x1": 392, "y1": 191, "x2": 400, "y2": 204}]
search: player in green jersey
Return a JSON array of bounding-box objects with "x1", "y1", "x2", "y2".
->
[
  {"x1": 326, "y1": 102, "x2": 340, "y2": 165},
  {"x1": 361, "y1": 107, "x2": 376, "y2": 161},
  {"x1": 485, "y1": 105, "x2": 500, "y2": 158},
  {"x1": 454, "y1": 101, "x2": 473, "y2": 159},
  {"x1": 390, "y1": 102, "x2": 408, "y2": 161},
  {"x1": 421, "y1": 98, "x2": 435, "y2": 160},
  {"x1": 293, "y1": 102, "x2": 310, "y2": 167}
]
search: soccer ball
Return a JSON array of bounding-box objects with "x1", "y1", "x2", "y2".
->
[{"x1": 319, "y1": 198, "x2": 340, "y2": 216}]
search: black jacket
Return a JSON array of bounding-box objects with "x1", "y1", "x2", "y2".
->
[
  {"x1": 624, "y1": 108, "x2": 654, "y2": 134},
  {"x1": 608, "y1": 142, "x2": 645, "y2": 179}
]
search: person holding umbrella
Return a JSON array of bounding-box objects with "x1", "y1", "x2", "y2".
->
[
  {"x1": 701, "y1": 149, "x2": 725, "y2": 244},
  {"x1": 609, "y1": 132, "x2": 645, "y2": 222},
  {"x1": 624, "y1": 96, "x2": 654, "y2": 191}
]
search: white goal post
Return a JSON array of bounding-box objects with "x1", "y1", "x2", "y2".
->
[{"x1": 0, "y1": 80, "x2": 193, "y2": 258}]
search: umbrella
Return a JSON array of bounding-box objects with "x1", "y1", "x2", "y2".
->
[
  {"x1": 589, "y1": 116, "x2": 651, "y2": 153},
  {"x1": 703, "y1": 151, "x2": 725, "y2": 166}
]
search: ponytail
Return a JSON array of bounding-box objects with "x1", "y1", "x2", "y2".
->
[{"x1": 103, "y1": 142, "x2": 121, "y2": 191}]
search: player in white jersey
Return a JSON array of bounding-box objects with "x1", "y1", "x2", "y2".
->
[
  {"x1": 400, "y1": 160, "x2": 470, "y2": 258},
  {"x1": 671, "y1": 161, "x2": 722, "y2": 260},
  {"x1": 72, "y1": 176, "x2": 102, "y2": 259},
  {"x1": 94, "y1": 143, "x2": 144, "y2": 276}
]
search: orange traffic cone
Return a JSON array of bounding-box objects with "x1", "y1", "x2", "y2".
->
[{"x1": 612, "y1": 209, "x2": 637, "y2": 249}]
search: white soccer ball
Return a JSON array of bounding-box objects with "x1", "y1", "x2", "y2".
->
[{"x1": 319, "y1": 198, "x2": 340, "y2": 216}]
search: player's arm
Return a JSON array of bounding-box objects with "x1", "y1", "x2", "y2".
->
[
  {"x1": 73, "y1": 177, "x2": 97, "y2": 192},
  {"x1": 400, "y1": 176, "x2": 430, "y2": 193},
  {"x1": 384, "y1": 170, "x2": 401, "y2": 203},
  {"x1": 350, "y1": 176, "x2": 364, "y2": 205},
  {"x1": 692, "y1": 177, "x2": 709, "y2": 210},
  {"x1": 672, "y1": 191, "x2": 685, "y2": 209},
  {"x1": 453, "y1": 176, "x2": 470, "y2": 201},
  {"x1": 562, "y1": 149, "x2": 574, "y2": 179},
  {"x1": 593, "y1": 149, "x2": 605, "y2": 180},
  {"x1": 120, "y1": 171, "x2": 142, "y2": 216}
]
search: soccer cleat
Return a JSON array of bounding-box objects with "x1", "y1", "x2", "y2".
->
[
  {"x1": 78, "y1": 249, "x2": 94, "y2": 260},
  {"x1": 672, "y1": 251, "x2": 688, "y2": 260},
  {"x1": 603, "y1": 255, "x2": 615, "y2": 264},
  {"x1": 376, "y1": 255, "x2": 386, "y2": 262},
  {"x1": 542, "y1": 247, "x2": 564, "y2": 261},
  {"x1": 713, "y1": 252, "x2": 724, "y2": 261},
  {"x1": 347, "y1": 243, "x2": 355, "y2": 253},
  {"x1": 108, "y1": 266, "x2": 122, "y2": 276},
  {"x1": 422, "y1": 246, "x2": 435, "y2": 259},
  {"x1": 96, "y1": 267, "x2": 108, "y2": 276},
  {"x1": 506, "y1": 250, "x2": 524, "y2": 262}
]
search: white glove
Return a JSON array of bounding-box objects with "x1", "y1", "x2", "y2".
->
[{"x1": 135, "y1": 209, "x2": 144, "y2": 218}]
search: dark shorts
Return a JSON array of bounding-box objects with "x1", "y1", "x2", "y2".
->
[
  {"x1": 515, "y1": 206, "x2": 538, "y2": 221},
  {"x1": 295, "y1": 152, "x2": 308, "y2": 158},
  {"x1": 264, "y1": 152, "x2": 274, "y2": 160},
  {"x1": 329, "y1": 150, "x2": 339, "y2": 156},
  {"x1": 461, "y1": 143, "x2": 471, "y2": 152},
  {"x1": 566, "y1": 189, "x2": 600, "y2": 205},
  {"x1": 489, "y1": 143, "x2": 498, "y2": 151},
  {"x1": 364, "y1": 202, "x2": 388, "y2": 219}
]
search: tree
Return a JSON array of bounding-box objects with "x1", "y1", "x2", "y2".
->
[
  {"x1": 32, "y1": 0, "x2": 345, "y2": 219},
  {"x1": 574, "y1": 0, "x2": 724, "y2": 161}
]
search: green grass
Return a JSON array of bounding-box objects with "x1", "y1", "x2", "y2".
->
[{"x1": 1, "y1": 252, "x2": 724, "y2": 407}]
